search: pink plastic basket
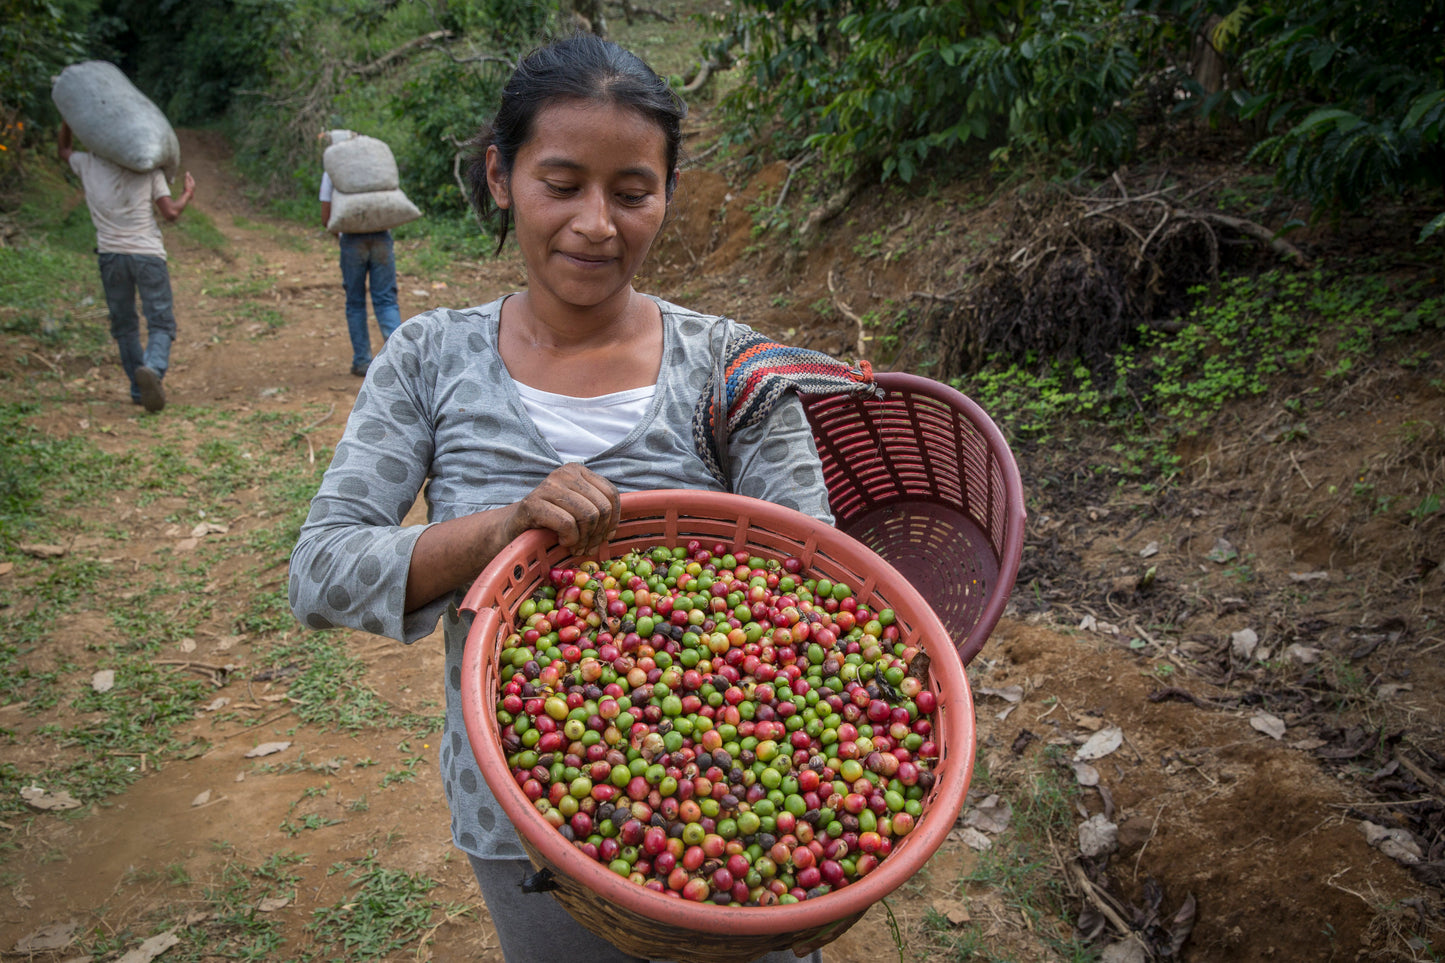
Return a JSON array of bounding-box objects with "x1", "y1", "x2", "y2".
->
[
  {"x1": 804, "y1": 372, "x2": 1025, "y2": 665},
  {"x1": 460, "y1": 489, "x2": 976, "y2": 963}
]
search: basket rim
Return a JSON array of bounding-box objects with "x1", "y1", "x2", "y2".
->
[{"x1": 460, "y1": 489, "x2": 976, "y2": 938}]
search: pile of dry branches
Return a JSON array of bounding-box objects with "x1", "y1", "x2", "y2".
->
[{"x1": 925, "y1": 175, "x2": 1309, "y2": 380}]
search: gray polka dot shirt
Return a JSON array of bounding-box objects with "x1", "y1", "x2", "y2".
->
[{"x1": 288, "y1": 295, "x2": 833, "y2": 859}]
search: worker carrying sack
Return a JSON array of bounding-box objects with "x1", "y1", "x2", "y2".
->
[
  {"x1": 323, "y1": 130, "x2": 421, "y2": 233},
  {"x1": 52, "y1": 61, "x2": 180, "y2": 181}
]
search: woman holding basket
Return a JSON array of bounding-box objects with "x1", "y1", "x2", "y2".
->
[{"x1": 289, "y1": 32, "x2": 877, "y2": 963}]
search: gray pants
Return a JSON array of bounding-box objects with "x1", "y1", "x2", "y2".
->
[
  {"x1": 98, "y1": 252, "x2": 176, "y2": 402},
  {"x1": 468, "y1": 855, "x2": 824, "y2": 963}
]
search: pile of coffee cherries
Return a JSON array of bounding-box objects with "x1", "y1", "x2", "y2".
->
[{"x1": 494, "y1": 540, "x2": 941, "y2": 906}]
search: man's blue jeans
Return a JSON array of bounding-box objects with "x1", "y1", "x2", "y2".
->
[
  {"x1": 339, "y1": 231, "x2": 402, "y2": 368},
  {"x1": 98, "y1": 253, "x2": 176, "y2": 403}
]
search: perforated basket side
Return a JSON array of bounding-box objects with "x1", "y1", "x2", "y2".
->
[{"x1": 803, "y1": 372, "x2": 1024, "y2": 664}]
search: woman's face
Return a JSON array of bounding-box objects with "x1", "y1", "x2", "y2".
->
[{"x1": 487, "y1": 99, "x2": 672, "y2": 317}]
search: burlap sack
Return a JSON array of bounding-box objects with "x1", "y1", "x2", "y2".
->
[
  {"x1": 323, "y1": 135, "x2": 400, "y2": 194},
  {"x1": 327, "y1": 189, "x2": 421, "y2": 234},
  {"x1": 52, "y1": 61, "x2": 180, "y2": 180}
]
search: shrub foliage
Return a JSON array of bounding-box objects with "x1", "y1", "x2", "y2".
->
[{"x1": 714, "y1": 0, "x2": 1443, "y2": 234}]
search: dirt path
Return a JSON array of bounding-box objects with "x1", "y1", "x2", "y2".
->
[{"x1": 3, "y1": 129, "x2": 1442, "y2": 963}]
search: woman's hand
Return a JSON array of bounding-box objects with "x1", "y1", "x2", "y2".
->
[
  {"x1": 507, "y1": 463, "x2": 621, "y2": 557},
  {"x1": 405, "y1": 463, "x2": 620, "y2": 612}
]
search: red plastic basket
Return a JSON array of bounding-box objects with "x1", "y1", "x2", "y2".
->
[
  {"x1": 460, "y1": 490, "x2": 976, "y2": 963},
  {"x1": 803, "y1": 372, "x2": 1025, "y2": 666}
]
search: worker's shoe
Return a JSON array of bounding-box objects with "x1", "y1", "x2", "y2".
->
[{"x1": 135, "y1": 366, "x2": 166, "y2": 413}]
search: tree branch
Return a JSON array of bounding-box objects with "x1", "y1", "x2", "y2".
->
[
  {"x1": 350, "y1": 30, "x2": 454, "y2": 78},
  {"x1": 1191, "y1": 210, "x2": 1312, "y2": 266}
]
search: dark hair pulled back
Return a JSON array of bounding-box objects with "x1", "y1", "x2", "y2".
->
[{"x1": 464, "y1": 33, "x2": 686, "y2": 252}]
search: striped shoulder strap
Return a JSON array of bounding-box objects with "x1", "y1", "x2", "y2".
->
[{"x1": 691, "y1": 318, "x2": 881, "y2": 487}]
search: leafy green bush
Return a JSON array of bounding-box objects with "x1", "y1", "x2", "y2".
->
[
  {"x1": 0, "y1": 0, "x2": 85, "y2": 132},
  {"x1": 1164, "y1": 0, "x2": 1445, "y2": 239},
  {"x1": 390, "y1": 58, "x2": 508, "y2": 214},
  {"x1": 715, "y1": 0, "x2": 1161, "y2": 182},
  {"x1": 92, "y1": 0, "x2": 294, "y2": 124}
]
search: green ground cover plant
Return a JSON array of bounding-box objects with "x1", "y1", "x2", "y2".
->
[{"x1": 965, "y1": 266, "x2": 1444, "y2": 483}]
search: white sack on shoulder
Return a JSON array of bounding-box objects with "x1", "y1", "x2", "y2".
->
[
  {"x1": 52, "y1": 61, "x2": 179, "y2": 180},
  {"x1": 327, "y1": 189, "x2": 421, "y2": 234},
  {"x1": 324, "y1": 135, "x2": 400, "y2": 194}
]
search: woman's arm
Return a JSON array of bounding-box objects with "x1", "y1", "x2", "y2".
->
[
  {"x1": 290, "y1": 319, "x2": 625, "y2": 639},
  {"x1": 404, "y1": 463, "x2": 620, "y2": 611}
]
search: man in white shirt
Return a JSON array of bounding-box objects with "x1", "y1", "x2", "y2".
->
[{"x1": 59, "y1": 121, "x2": 196, "y2": 413}]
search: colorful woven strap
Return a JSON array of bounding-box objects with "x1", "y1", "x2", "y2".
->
[{"x1": 692, "y1": 323, "x2": 881, "y2": 487}]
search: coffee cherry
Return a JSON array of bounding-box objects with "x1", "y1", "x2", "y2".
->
[{"x1": 495, "y1": 543, "x2": 942, "y2": 906}]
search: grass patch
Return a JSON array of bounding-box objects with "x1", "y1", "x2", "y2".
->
[
  {"x1": 307, "y1": 852, "x2": 468, "y2": 961},
  {"x1": 923, "y1": 753, "x2": 1095, "y2": 960},
  {"x1": 234, "y1": 301, "x2": 287, "y2": 333},
  {"x1": 174, "y1": 206, "x2": 229, "y2": 254},
  {"x1": 1, "y1": 656, "x2": 211, "y2": 821},
  {"x1": 0, "y1": 397, "x2": 352, "y2": 824},
  {"x1": 76, "y1": 850, "x2": 306, "y2": 962},
  {"x1": 232, "y1": 213, "x2": 313, "y2": 251},
  {"x1": 0, "y1": 403, "x2": 133, "y2": 549},
  {"x1": 0, "y1": 234, "x2": 111, "y2": 361},
  {"x1": 257, "y1": 632, "x2": 438, "y2": 733}
]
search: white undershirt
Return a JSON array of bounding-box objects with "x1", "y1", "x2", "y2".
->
[{"x1": 513, "y1": 381, "x2": 656, "y2": 463}]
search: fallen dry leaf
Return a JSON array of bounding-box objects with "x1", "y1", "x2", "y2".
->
[
  {"x1": 190, "y1": 521, "x2": 230, "y2": 537},
  {"x1": 932, "y1": 898, "x2": 972, "y2": 924},
  {"x1": 1101, "y1": 938, "x2": 1149, "y2": 963},
  {"x1": 174, "y1": 537, "x2": 200, "y2": 552},
  {"x1": 191, "y1": 790, "x2": 212, "y2": 807},
  {"x1": 1074, "y1": 726, "x2": 1124, "y2": 761},
  {"x1": 244, "y1": 741, "x2": 291, "y2": 758},
  {"x1": 1075, "y1": 712, "x2": 1107, "y2": 732},
  {"x1": 1207, "y1": 537, "x2": 1237, "y2": 563},
  {"x1": 962, "y1": 794, "x2": 1012, "y2": 834},
  {"x1": 953, "y1": 826, "x2": 992, "y2": 851},
  {"x1": 20, "y1": 543, "x2": 66, "y2": 558},
  {"x1": 1361, "y1": 821, "x2": 1422, "y2": 864},
  {"x1": 978, "y1": 685, "x2": 1023, "y2": 703},
  {"x1": 1079, "y1": 813, "x2": 1119, "y2": 857},
  {"x1": 1284, "y1": 644, "x2": 1322, "y2": 664},
  {"x1": 1250, "y1": 711, "x2": 1287, "y2": 740},
  {"x1": 1230, "y1": 628, "x2": 1259, "y2": 660},
  {"x1": 91, "y1": 670, "x2": 115, "y2": 693},
  {"x1": 116, "y1": 929, "x2": 179, "y2": 963},
  {"x1": 20, "y1": 785, "x2": 82, "y2": 811},
  {"x1": 1072, "y1": 762, "x2": 1101, "y2": 786},
  {"x1": 12, "y1": 920, "x2": 80, "y2": 952},
  {"x1": 1078, "y1": 614, "x2": 1121, "y2": 635},
  {"x1": 1288, "y1": 570, "x2": 1329, "y2": 582},
  {"x1": 257, "y1": 896, "x2": 291, "y2": 912},
  {"x1": 0, "y1": 561, "x2": 13, "y2": 576}
]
